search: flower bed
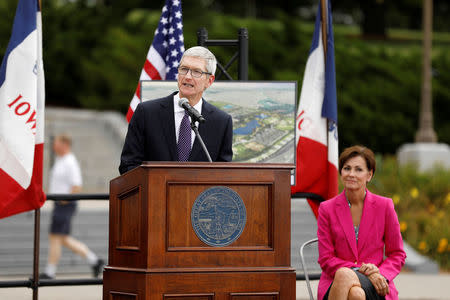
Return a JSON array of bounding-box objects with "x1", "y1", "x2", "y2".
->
[{"x1": 368, "y1": 155, "x2": 450, "y2": 271}]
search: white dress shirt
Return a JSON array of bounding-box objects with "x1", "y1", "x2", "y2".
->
[{"x1": 174, "y1": 92, "x2": 202, "y2": 148}]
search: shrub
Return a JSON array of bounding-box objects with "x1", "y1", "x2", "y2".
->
[{"x1": 368, "y1": 156, "x2": 450, "y2": 270}]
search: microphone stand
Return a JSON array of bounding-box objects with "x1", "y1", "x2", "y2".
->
[{"x1": 190, "y1": 118, "x2": 212, "y2": 163}]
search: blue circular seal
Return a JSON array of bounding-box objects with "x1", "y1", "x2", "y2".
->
[{"x1": 191, "y1": 186, "x2": 246, "y2": 247}]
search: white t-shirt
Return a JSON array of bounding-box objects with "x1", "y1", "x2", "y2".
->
[{"x1": 48, "y1": 152, "x2": 82, "y2": 194}]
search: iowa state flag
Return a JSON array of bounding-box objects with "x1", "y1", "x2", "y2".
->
[
  {"x1": 291, "y1": 0, "x2": 338, "y2": 217},
  {"x1": 0, "y1": 0, "x2": 46, "y2": 218}
]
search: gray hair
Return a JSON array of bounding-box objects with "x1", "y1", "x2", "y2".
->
[{"x1": 180, "y1": 46, "x2": 217, "y2": 75}]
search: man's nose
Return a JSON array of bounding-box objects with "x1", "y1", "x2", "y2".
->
[{"x1": 185, "y1": 70, "x2": 193, "y2": 79}]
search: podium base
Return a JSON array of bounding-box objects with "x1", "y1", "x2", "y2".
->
[{"x1": 103, "y1": 267, "x2": 296, "y2": 300}]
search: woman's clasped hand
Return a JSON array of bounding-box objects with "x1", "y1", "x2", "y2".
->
[{"x1": 359, "y1": 263, "x2": 390, "y2": 296}]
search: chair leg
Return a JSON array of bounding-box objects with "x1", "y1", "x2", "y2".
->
[{"x1": 299, "y1": 238, "x2": 319, "y2": 300}]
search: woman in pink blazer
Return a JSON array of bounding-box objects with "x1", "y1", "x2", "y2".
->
[{"x1": 317, "y1": 146, "x2": 406, "y2": 300}]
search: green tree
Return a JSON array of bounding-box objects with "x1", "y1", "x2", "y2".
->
[{"x1": 41, "y1": 0, "x2": 112, "y2": 107}]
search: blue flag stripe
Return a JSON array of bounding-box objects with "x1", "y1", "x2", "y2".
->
[
  {"x1": 151, "y1": 0, "x2": 184, "y2": 80},
  {"x1": 0, "y1": 0, "x2": 38, "y2": 86},
  {"x1": 321, "y1": 0, "x2": 338, "y2": 123},
  {"x1": 308, "y1": 4, "x2": 322, "y2": 56}
]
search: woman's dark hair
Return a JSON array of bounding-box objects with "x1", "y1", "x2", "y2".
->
[{"x1": 339, "y1": 145, "x2": 376, "y2": 175}]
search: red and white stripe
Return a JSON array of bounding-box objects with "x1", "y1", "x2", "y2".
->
[{"x1": 126, "y1": 46, "x2": 167, "y2": 122}]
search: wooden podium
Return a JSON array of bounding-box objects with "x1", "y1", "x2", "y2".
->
[{"x1": 103, "y1": 162, "x2": 295, "y2": 300}]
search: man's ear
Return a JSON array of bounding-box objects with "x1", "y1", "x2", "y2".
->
[{"x1": 205, "y1": 74, "x2": 215, "y2": 89}]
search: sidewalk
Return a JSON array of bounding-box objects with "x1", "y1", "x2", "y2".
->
[
  {"x1": 296, "y1": 272, "x2": 450, "y2": 300},
  {"x1": 1, "y1": 272, "x2": 449, "y2": 300}
]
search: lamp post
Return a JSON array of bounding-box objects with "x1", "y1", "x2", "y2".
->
[{"x1": 415, "y1": 0, "x2": 437, "y2": 143}]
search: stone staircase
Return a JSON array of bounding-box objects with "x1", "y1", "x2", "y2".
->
[
  {"x1": 0, "y1": 205, "x2": 108, "y2": 276},
  {"x1": 43, "y1": 107, "x2": 128, "y2": 193}
]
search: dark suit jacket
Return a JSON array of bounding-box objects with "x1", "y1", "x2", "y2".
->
[{"x1": 119, "y1": 92, "x2": 233, "y2": 174}]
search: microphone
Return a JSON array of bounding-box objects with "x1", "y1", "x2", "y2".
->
[{"x1": 178, "y1": 98, "x2": 206, "y2": 123}]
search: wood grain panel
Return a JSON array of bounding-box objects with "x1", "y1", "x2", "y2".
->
[
  {"x1": 229, "y1": 292, "x2": 278, "y2": 300},
  {"x1": 166, "y1": 183, "x2": 273, "y2": 250},
  {"x1": 116, "y1": 186, "x2": 141, "y2": 250},
  {"x1": 110, "y1": 291, "x2": 138, "y2": 300},
  {"x1": 146, "y1": 271, "x2": 295, "y2": 299},
  {"x1": 103, "y1": 269, "x2": 146, "y2": 300},
  {"x1": 164, "y1": 293, "x2": 214, "y2": 299}
]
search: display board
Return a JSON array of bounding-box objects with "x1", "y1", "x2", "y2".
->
[{"x1": 141, "y1": 81, "x2": 296, "y2": 164}]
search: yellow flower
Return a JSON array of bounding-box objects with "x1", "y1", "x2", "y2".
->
[
  {"x1": 446, "y1": 193, "x2": 450, "y2": 206},
  {"x1": 437, "y1": 238, "x2": 448, "y2": 253},
  {"x1": 418, "y1": 241, "x2": 427, "y2": 251},
  {"x1": 400, "y1": 221, "x2": 407, "y2": 232},
  {"x1": 392, "y1": 194, "x2": 400, "y2": 205},
  {"x1": 410, "y1": 187, "x2": 419, "y2": 199}
]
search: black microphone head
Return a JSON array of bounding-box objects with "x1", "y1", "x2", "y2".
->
[{"x1": 178, "y1": 97, "x2": 189, "y2": 108}]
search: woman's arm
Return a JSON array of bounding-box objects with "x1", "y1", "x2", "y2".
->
[
  {"x1": 378, "y1": 199, "x2": 407, "y2": 282},
  {"x1": 317, "y1": 204, "x2": 356, "y2": 277}
]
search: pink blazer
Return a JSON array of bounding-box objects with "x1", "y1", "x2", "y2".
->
[{"x1": 317, "y1": 190, "x2": 406, "y2": 300}]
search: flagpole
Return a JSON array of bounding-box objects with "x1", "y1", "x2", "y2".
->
[
  {"x1": 320, "y1": 0, "x2": 328, "y2": 56},
  {"x1": 32, "y1": 3, "x2": 42, "y2": 299},
  {"x1": 320, "y1": 0, "x2": 332, "y2": 200},
  {"x1": 32, "y1": 209, "x2": 41, "y2": 300}
]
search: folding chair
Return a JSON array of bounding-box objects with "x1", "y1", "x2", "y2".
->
[{"x1": 299, "y1": 237, "x2": 320, "y2": 300}]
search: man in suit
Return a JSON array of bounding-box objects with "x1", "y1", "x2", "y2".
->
[{"x1": 119, "y1": 46, "x2": 233, "y2": 174}]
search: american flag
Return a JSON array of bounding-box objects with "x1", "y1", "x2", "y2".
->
[{"x1": 126, "y1": 0, "x2": 184, "y2": 122}]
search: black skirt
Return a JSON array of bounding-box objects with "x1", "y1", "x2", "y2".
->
[{"x1": 323, "y1": 269, "x2": 386, "y2": 300}]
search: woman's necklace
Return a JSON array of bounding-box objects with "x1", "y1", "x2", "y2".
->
[
  {"x1": 346, "y1": 190, "x2": 366, "y2": 208},
  {"x1": 346, "y1": 190, "x2": 366, "y2": 243}
]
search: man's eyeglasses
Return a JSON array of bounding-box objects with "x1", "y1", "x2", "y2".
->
[{"x1": 178, "y1": 67, "x2": 212, "y2": 78}]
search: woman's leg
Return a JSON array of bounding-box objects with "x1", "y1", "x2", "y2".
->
[
  {"x1": 328, "y1": 267, "x2": 362, "y2": 300},
  {"x1": 348, "y1": 286, "x2": 365, "y2": 300}
]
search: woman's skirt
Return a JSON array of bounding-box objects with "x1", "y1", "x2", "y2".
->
[{"x1": 323, "y1": 269, "x2": 386, "y2": 300}]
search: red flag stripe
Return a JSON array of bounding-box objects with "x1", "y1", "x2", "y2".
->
[
  {"x1": 144, "y1": 59, "x2": 162, "y2": 80},
  {"x1": 126, "y1": 107, "x2": 134, "y2": 123},
  {"x1": 135, "y1": 82, "x2": 141, "y2": 99},
  {"x1": 0, "y1": 143, "x2": 46, "y2": 218}
]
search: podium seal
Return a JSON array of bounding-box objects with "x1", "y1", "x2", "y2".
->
[{"x1": 191, "y1": 186, "x2": 246, "y2": 247}]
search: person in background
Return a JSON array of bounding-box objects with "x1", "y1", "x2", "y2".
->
[
  {"x1": 40, "y1": 134, "x2": 104, "y2": 279},
  {"x1": 317, "y1": 145, "x2": 406, "y2": 300}
]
